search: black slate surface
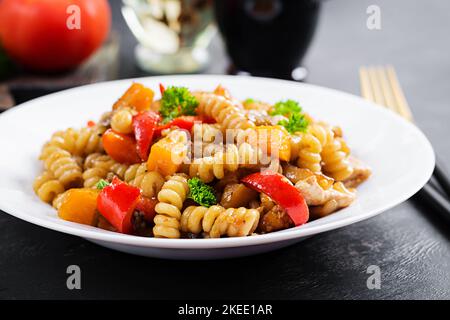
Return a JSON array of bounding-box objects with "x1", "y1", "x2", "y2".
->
[{"x1": 0, "y1": 0, "x2": 449, "y2": 299}]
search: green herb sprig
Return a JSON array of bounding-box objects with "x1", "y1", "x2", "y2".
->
[
  {"x1": 187, "y1": 177, "x2": 217, "y2": 208},
  {"x1": 160, "y1": 86, "x2": 198, "y2": 123}
]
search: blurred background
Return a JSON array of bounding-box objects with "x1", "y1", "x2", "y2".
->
[{"x1": 0, "y1": 0, "x2": 449, "y2": 158}]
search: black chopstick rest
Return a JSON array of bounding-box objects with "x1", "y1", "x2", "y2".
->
[
  {"x1": 433, "y1": 156, "x2": 450, "y2": 200},
  {"x1": 417, "y1": 183, "x2": 450, "y2": 224}
]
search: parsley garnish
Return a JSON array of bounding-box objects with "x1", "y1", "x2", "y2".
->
[
  {"x1": 277, "y1": 112, "x2": 309, "y2": 134},
  {"x1": 160, "y1": 86, "x2": 198, "y2": 124},
  {"x1": 269, "y1": 99, "x2": 308, "y2": 133},
  {"x1": 269, "y1": 99, "x2": 302, "y2": 116},
  {"x1": 187, "y1": 177, "x2": 217, "y2": 208},
  {"x1": 244, "y1": 98, "x2": 256, "y2": 104},
  {"x1": 96, "y1": 179, "x2": 110, "y2": 190}
]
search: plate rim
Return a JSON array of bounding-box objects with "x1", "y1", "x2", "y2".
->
[{"x1": 0, "y1": 74, "x2": 435, "y2": 249}]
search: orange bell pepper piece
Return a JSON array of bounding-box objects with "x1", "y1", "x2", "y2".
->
[
  {"x1": 102, "y1": 129, "x2": 141, "y2": 164},
  {"x1": 254, "y1": 126, "x2": 291, "y2": 162},
  {"x1": 113, "y1": 83, "x2": 154, "y2": 112},
  {"x1": 58, "y1": 189, "x2": 100, "y2": 226},
  {"x1": 147, "y1": 131, "x2": 188, "y2": 176}
]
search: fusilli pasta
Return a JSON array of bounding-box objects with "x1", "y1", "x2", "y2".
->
[
  {"x1": 296, "y1": 132, "x2": 322, "y2": 173},
  {"x1": 41, "y1": 148, "x2": 83, "y2": 187},
  {"x1": 111, "y1": 107, "x2": 134, "y2": 134},
  {"x1": 124, "y1": 163, "x2": 164, "y2": 198},
  {"x1": 33, "y1": 171, "x2": 65, "y2": 203},
  {"x1": 82, "y1": 153, "x2": 128, "y2": 188},
  {"x1": 181, "y1": 205, "x2": 260, "y2": 238},
  {"x1": 41, "y1": 126, "x2": 103, "y2": 158},
  {"x1": 193, "y1": 92, "x2": 255, "y2": 130},
  {"x1": 321, "y1": 136, "x2": 354, "y2": 181},
  {"x1": 153, "y1": 174, "x2": 189, "y2": 238},
  {"x1": 189, "y1": 143, "x2": 262, "y2": 183}
]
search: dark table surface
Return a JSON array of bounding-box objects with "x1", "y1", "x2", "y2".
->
[{"x1": 1, "y1": 0, "x2": 449, "y2": 299}]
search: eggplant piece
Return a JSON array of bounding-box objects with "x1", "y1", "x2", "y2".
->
[{"x1": 220, "y1": 183, "x2": 258, "y2": 209}]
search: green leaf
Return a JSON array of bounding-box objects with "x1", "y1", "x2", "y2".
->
[
  {"x1": 187, "y1": 177, "x2": 217, "y2": 208},
  {"x1": 278, "y1": 112, "x2": 309, "y2": 134},
  {"x1": 160, "y1": 86, "x2": 198, "y2": 123},
  {"x1": 96, "y1": 179, "x2": 110, "y2": 190},
  {"x1": 269, "y1": 99, "x2": 302, "y2": 116}
]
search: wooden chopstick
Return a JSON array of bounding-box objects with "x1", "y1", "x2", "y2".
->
[
  {"x1": 385, "y1": 66, "x2": 413, "y2": 121},
  {"x1": 360, "y1": 66, "x2": 450, "y2": 222}
]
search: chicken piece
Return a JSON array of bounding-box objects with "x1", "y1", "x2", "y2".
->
[
  {"x1": 258, "y1": 205, "x2": 293, "y2": 233},
  {"x1": 343, "y1": 156, "x2": 372, "y2": 188},
  {"x1": 220, "y1": 183, "x2": 258, "y2": 209},
  {"x1": 295, "y1": 175, "x2": 356, "y2": 218},
  {"x1": 283, "y1": 163, "x2": 334, "y2": 189}
]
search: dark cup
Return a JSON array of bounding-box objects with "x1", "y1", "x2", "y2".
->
[{"x1": 213, "y1": 0, "x2": 321, "y2": 80}]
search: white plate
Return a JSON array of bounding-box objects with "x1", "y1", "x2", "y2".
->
[{"x1": 0, "y1": 75, "x2": 435, "y2": 260}]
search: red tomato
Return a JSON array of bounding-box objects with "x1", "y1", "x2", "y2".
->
[{"x1": 0, "y1": 0, "x2": 111, "y2": 72}]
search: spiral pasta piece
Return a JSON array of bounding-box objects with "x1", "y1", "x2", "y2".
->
[
  {"x1": 33, "y1": 171, "x2": 65, "y2": 203},
  {"x1": 308, "y1": 122, "x2": 334, "y2": 147},
  {"x1": 51, "y1": 190, "x2": 69, "y2": 210},
  {"x1": 189, "y1": 143, "x2": 261, "y2": 183},
  {"x1": 181, "y1": 205, "x2": 260, "y2": 238},
  {"x1": 111, "y1": 107, "x2": 134, "y2": 134},
  {"x1": 191, "y1": 123, "x2": 223, "y2": 144},
  {"x1": 82, "y1": 153, "x2": 129, "y2": 188},
  {"x1": 41, "y1": 148, "x2": 83, "y2": 187},
  {"x1": 41, "y1": 127, "x2": 104, "y2": 158},
  {"x1": 321, "y1": 136, "x2": 353, "y2": 181},
  {"x1": 193, "y1": 92, "x2": 255, "y2": 130},
  {"x1": 296, "y1": 132, "x2": 322, "y2": 173},
  {"x1": 153, "y1": 174, "x2": 189, "y2": 238},
  {"x1": 124, "y1": 163, "x2": 165, "y2": 198}
]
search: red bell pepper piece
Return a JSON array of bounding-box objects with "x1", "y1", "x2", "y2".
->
[
  {"x1": 132, "y1": 111, "x2": 160, "y2": 161},
  {"x1": 97, "y1": 177, "x2": 141, "y2": 234},
  {"x1": 159, "y1": 83, "x2": 165, "y2": 95},
  {"x1": 87, "y1": 120, "x2": 96, "y2": 128},
  {"x1": 102, "y1": 129, "x2": 141, "y2": 164},
  {"x1": 135, "y1": 196, "x2": 158, "y2": 222},
  {"x1": 242, "y1": 171, "x2": 309, "y2": 226},
  {"x1": 154, "y1": 115, "x2": 216, "y2": 136}
]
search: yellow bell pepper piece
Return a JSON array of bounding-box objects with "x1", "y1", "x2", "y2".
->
[
  {"x1": 147, "y1": 131, "x2": 188, "y2": 176},
  {"x1": 58, "y1": 189, "x2": 100, "y2": 226},
  {"x1": 113, "y1": 83, "x2": 154, "y2": 112},
  {"x1": 255, "y1": 126, "x2": 291, "y2": 162}
]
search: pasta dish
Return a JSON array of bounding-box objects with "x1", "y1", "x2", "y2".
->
[{"x1": 33, "y1": 83, "x2": 371, "y2": 239}]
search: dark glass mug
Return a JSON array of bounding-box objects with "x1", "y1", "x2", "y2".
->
[{"x1": 213, "y1": 0, "x2": 321, "y2": 80}]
